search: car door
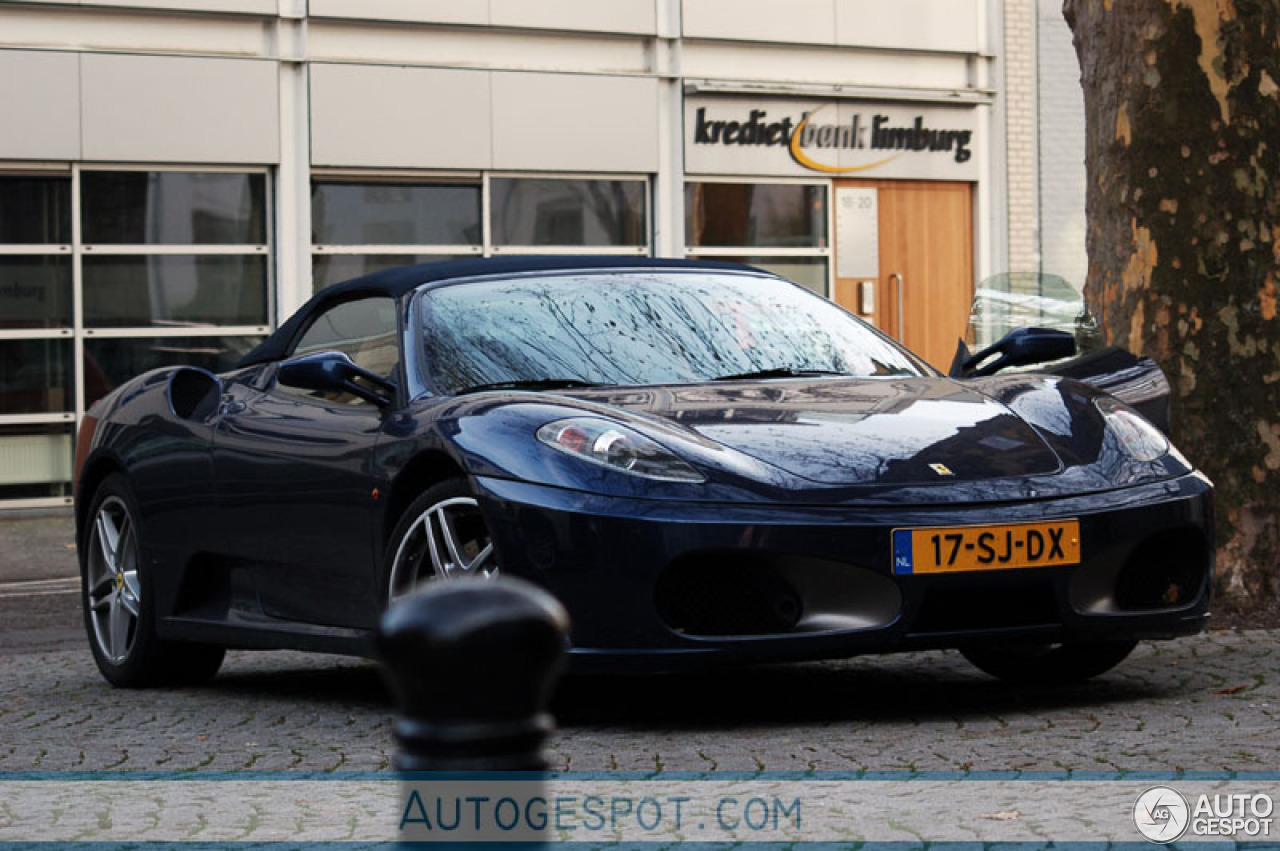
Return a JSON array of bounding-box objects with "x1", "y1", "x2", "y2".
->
[{"x1": 212, "y1": 296, "x2": 400, "y2": 630}]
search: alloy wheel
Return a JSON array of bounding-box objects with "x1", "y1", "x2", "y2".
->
[
  {"x1": 86, "y1": 495, "x2": 142, "y2": 664},
  {"x1": 389, "y1": 496, "x2": 498, "y2": 600}
]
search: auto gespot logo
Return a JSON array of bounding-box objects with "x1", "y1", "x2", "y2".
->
[
  {"x1": 1133, "y1": 787, "x2": 1275, "y2": 843},
  {"x1": 691, "y1": 104, "x2": 973, "y2": 174}
]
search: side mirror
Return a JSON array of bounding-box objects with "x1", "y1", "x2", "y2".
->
[
  {"x1": 277, "y1": 350, "x2": 396, "y2": 407},
  {"x1": 958, "y1": 327, "x2": 1076, "y2": 378}
]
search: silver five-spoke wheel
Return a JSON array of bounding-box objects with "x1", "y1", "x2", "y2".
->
[
  {"x1": 388, "y1": 494, "x2": 499, "y2": 601},
  {"x1": 80, "y1": 474, "x2": 226, "y2": 687},
  {"x1": 86, "y1": 495, "x2": 141, "y2": 664}
]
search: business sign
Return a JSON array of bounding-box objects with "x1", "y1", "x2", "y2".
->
[{"x1": 685, "y1": 97, "x2": 980, "y2": 181}]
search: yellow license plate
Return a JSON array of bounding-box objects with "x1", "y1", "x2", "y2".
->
[{"x1": 892, "y1": 519, "x2": 1081, "y2": 574}]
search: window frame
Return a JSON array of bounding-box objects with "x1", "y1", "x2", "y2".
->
[
  {"x1": 78, "y1": 164, "x2": 273, "y2": 335},
  {"x1": 0, "y1": 163, "x2": 273, "y2": 508},
  {"x1": 0, "y1": 167, "x2": 75, "y2": 507},
  {"x1": 310, "y1": 171, "x2": 484, "y2": 258},
  {"x1": 309, "y1": 171, "x2": 484, "y2": 295},
  {"x1": 683, "y1": 176, "x2": 832, "y2": 298},
  {"x1": 308, "y1": 171, "x2": 652, "y2": 294},
  {"x1": 485, "y1": 172, "x2": 651, "y2": 256}
]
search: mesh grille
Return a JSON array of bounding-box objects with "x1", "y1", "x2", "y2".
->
[{"x1": 655, "y1": 558, "x2": 802, "y2": 637}]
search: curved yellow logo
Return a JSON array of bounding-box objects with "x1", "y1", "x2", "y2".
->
[{"x1": 788, "y1": 105, "x2": 899, "y2": 174}]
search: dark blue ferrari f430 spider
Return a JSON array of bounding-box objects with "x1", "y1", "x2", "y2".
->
[{"x1": 74, "y1": 257, "x2": 1213, "y2": 687}]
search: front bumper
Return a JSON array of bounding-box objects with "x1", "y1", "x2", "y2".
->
[{"x1": 473, "y1": 472, "x2": 1214, "y2": 672}]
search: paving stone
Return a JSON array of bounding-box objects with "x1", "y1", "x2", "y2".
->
[{"x1": 1, "y1": 631, "x2": 1277, "y2": 774}]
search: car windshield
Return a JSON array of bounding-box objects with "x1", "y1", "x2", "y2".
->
[{"x1": 417, "y1": 270, "x2": 928, "y2": 394}]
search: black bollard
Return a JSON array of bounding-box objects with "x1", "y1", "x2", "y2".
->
[{"x1": 376, "y1": 576, "x2": 570, "y2": 772}]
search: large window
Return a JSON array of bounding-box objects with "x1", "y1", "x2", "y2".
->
[
  {"x1": 310, "y1": 174, "x2": 649, "y2": 293},
  {"x1": 311, "y1": 178, "x2": 482, "y2": 292},
  {"x1": 490, "y1": 178, "x2": 646, "y2": 248},
  {"x1": 0, "y1": 168, "x2": 270, "y2": 506},
  {"x1": 684, "y1": 181, "x2": 830, "y2": 296},
  {"x1": 1, "y1": 172, "x2": 74, "y2": 503}
]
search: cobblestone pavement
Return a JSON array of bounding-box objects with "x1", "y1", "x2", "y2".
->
[
  {"x1": 2, "y1": 513, "x2": 1278, "y2": 776},
  {"x1": 1, "y1": 588, "x2": 1277, "y2": 773}
]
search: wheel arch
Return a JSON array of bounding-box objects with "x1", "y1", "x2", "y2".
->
[
  {"x1": 75, "y1": 453, "x2": 125, "y2": 544},
  {"x1": 382, "y1": 449, "x2": 467, "y2": 547}
]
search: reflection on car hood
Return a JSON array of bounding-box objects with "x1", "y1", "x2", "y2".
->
[{"x1": 565, "y1": 377, "x2": 1063, "y2": 486}]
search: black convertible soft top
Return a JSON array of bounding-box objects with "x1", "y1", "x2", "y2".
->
[{"x1": 239, "y1": 255, "x2": 752, "y2": 368}]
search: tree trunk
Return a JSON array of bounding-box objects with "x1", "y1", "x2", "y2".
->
[{"x1": 1063, "y1": 0, "x2": 1280, "y2": 606}]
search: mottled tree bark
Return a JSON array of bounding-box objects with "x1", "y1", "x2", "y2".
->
[{"x1": 1063, "y1": 0, "x2": 1280, "y2": 605}]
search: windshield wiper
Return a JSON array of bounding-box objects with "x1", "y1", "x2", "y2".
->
[
  {"x1": 712, "y1": 367, "x2": 850, "y2": 381},
  {"x1": 456, "y1": 378, "x2": 603, "y2": 395}
]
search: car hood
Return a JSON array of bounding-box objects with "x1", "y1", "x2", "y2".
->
[{"x1": 565, "y1": 377, "x2": 1063, "y2": 486}]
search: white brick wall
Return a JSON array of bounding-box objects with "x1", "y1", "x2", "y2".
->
[
  {"x1": 1036, "y1": 0, "x2": 1088, "y2": 291},
  {"x1": 1004, "y1": 0, "x2": 1039, "y2": 274}
]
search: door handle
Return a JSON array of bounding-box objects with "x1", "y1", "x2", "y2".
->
[{"x1": 889, "y1": 272, "x2": 904, "y2": 340}]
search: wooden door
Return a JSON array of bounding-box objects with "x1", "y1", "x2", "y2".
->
[{"x1": 833, "y1": 180, "x2": 974, "y2": 371}]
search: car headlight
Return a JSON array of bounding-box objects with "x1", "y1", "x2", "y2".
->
[
  {"x1": 1094, "y1": 396, "x2": 1170, "y2": 462},
  {"x1": 536, "y1": 418, "x2": 705, "y2": 482}
]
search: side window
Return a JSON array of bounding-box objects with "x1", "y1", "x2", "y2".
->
[{"x1": 280, "y1": 296, "x2": 399, "y2": 404}]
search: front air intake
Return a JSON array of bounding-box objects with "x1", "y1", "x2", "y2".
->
[
  {"x1": 655, "y1": 555, "x2": 803, "y2": 636},
  {"x1": 1113, "y1": 527, "x2": 1209, "y2": 611},
  {"x1": 655, "y1": 551, "x2": 902, "y2": 638}
]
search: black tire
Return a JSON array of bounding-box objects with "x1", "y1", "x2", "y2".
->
[
  {"x1": 960, "y1": 639, "x2": 1138, "y2": 685},
  {"x1": 80, "y1": 473, "x2": 225, "y2": 688},
  {"x1": 383, "y1": 478, "x2": 499, "y2": 603}
]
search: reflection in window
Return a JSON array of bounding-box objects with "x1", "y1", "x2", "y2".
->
[
  {"x1": 0, "y1": 256, "x2": 72, "y2": 329},
  {"x1": 685, "y1": 183, "x2": 826, "y2": 248},
  {"x1": 312, "y1": 182, "x2": 480, "y2": 246},
  {"x1": 689, "y1": 256, "x2": 828, "y2": 298},
  {"x1": 294, "y1": 297, "x2": 397, "y2": 367},
  {"x1": 0, "y1": 167, "x2": 272, "y2": 505},
  {"x1": 0, "y1": 176, "x2": 71, "y2": 244},
  {"x1": 0, "y1": 339, "x2": 73, "y2": 414},
  {"x1": 83, "y1": 336, "x2": 262, "y2": 410},
  {"x1": 83, "y1": 256, "x2": 268, "y2": 329},
  {"x1": 419, "y1": 272, "x2": 922, "y2": 394},
  {"x1": 287, "y1": 297, "x2": 399, "y2": 404},
  {"x1": 81, "y1": 172, "x2": 266, "y2": 244},
  {"x1": 1, "y1": 174, "x2": 76, "y2": 504},
  {"x1": 491, "y1": 179, "x2": 646, "y2": 246}
]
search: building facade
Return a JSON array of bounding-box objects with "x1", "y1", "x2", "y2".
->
[{"x1": 0, "y1": 0, "x2": 1038, "y2": 508}]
